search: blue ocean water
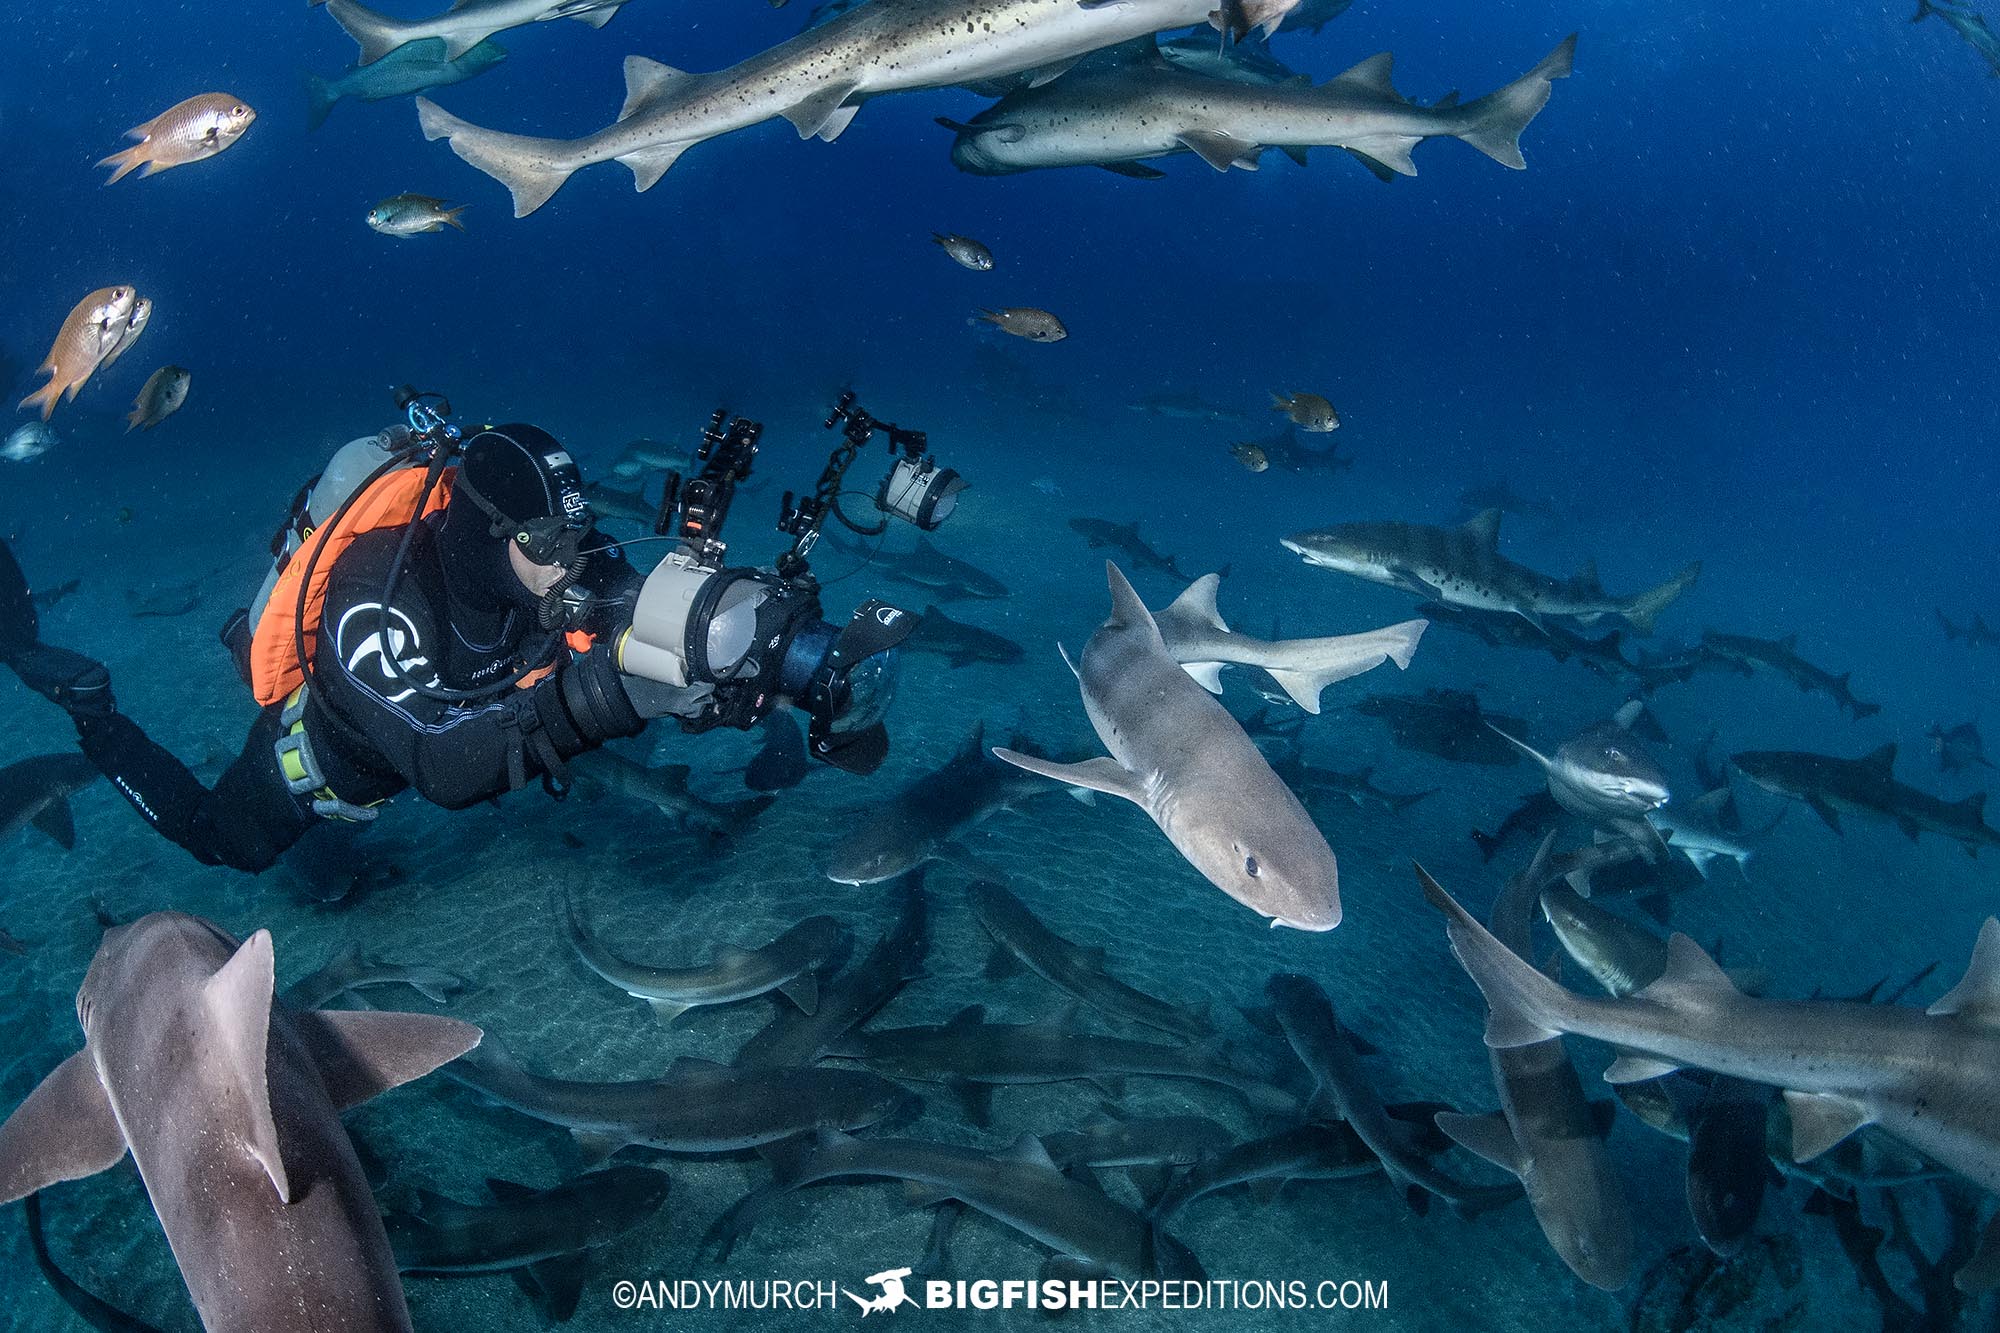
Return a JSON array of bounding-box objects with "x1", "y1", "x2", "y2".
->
[{"x1": 2, "y1": 0, "x2": 1999, "y2": 1328}]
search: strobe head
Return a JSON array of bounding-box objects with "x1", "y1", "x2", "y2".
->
[{"x1": 877, "y1": 454, "x2": 964, "y2": 532}]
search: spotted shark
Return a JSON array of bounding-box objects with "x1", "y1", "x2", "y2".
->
[
  {"x1": 1732, "y1": 744, "x2": 2000, "y2": 856},
  {"x1": 0, "y1": 912, "x2": 480, "y2": 1333},
  {"x1": 323, "y1": 0, "x2": 629, "y2": 66},
  {"x1": 1282, "y1": 509, "x2": 1699, "y2": 635},
  {"x1": 416, "y1": 0, "x2": 1294, "y2": 215}
]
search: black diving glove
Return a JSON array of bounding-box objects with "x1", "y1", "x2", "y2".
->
[{"x1": 9, "y1": 644, "x2": 116, "y2": 721}]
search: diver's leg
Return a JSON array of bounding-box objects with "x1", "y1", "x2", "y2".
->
[{"x1": 73, "y1": 707, "x2": 312, "y2": 874}]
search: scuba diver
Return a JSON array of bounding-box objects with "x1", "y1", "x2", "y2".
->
[{"x1": 0, "y1": 390, "x2": 950, "y2": 874}]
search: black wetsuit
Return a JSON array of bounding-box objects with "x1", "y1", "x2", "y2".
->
[{"x1": 76, "y1": 518, "x2": 645, "y2": 873}]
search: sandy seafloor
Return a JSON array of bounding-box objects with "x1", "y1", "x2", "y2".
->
[{"x1": 1, "y1": 374, "x2": 1996, "y2": 1333}]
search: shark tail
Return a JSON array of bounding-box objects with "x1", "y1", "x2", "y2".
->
[
  {"x1": 324, "y1": 0, "x2": 408, "y2": 65},
  {"x1": 417, "y1": 98, "x2": 576, "y2": 218},
  {"x1": 1454, "y1": 34, "x2": 1576, "y2": 169},
  {"x1": 1619, "y1": 560, "x2": 1701, "y2": 636},
  {"x1": 1414, "y1": 862, "x2": 1574, "y2": 1047},
  {"x1": 304, "y1": 72, "x2": 339, "y2": 133}
]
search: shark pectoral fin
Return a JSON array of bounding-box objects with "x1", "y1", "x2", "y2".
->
[
  {"x1": 647, "y1": 998, "x2": 695, "y2": 1026},
  {"x1": 619, "y1": 55, "x2": 695, "y2": 121},
  {"x1": 0, "y1": 1051, "x2": 128, "y2": 1206},
  {"x1": 991, "y1": 750, "x2": 1145, "y2": 805},
  {"x1": 297, "y1": 1009, "x2": 483, "y2": 1111},
  {"x1": 1782, "y1": 1091, "x2": 1872, "y2": 1161},
  {"x1": 616, "y1": 143, "x2": 690, "y2": 193},
  {"x1": 566, "y1": 0, "x2": 625, "y2": 28},
  {"x1": 517, "y1": 1253, "x2": 592, "y2": 1323},
  {"x1": 1057, "y1": 642, "x2": 1081, "y2": 679},
  {"x1": 1181, "y1": 661, "x2": 1226, "y2": 693},
  {"x1": 781, "y1": 82, "x2": 861, "y2": 140},
  {"x1": 1178, "y1": 129, "x2": 1258, "y2": 172},
  {"x1": 1484, "y1": 723, "x2": 1552, "y2": 771},
  {"x1": 1603, "y1": 1053, "x2": 1681, "y2": 1084},
  {"x1": 1282, "y1": 144, "x2": 1310, "y2": 167},
  {"x1": 1805, "y1": 795, "x2": 1844, "y2": 834},
  {"x1": 1680, "y1": 847, "x2": 1718, "y2": 878},
  {"x1": 983, "y1": 943, "x2": 1025, "y2": 981},
  {"x1": 29, "y1": 799, "x2": 75, "y2": 850},
  {"x1": 1024, "y1": 54, "x2": 1084, "y2": 87},
  {"x1": 1433, "y1": 1110, "x2": 1524, "y2": 1176},
  {"x1": 203, "y1": 929, "x2": 290, "y2": 1203},
  {"x1": 777, "y1": 970, "x2": 820, "y2": 1016}
]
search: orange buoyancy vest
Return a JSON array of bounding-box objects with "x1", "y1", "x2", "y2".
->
[{"x1": 247, "y1": 467, "x2": 456, "y2": 706}]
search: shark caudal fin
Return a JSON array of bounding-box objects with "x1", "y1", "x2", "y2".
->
[
  {"x1": 323, "y1": 0, "x2": 408, "y2": 65},
  {"x1": 304, "y1": 72, "x2": 340, "y2": 133},
  {"x1": 1620, "y1": 560, "x2": 1701, "y2": 636},
  {"x1": 1414, "y1": 862, "x2": 1574, "y2": 1047},
  {"x1": 0, "y1": 539, "x2": 40, "y2": 662},
  {"x1": 417, "y1": 98, "x2": 575, "y2": 218},
  {"x1": 1455, "y1": 34, "x2": 1576, "y2": 169}
]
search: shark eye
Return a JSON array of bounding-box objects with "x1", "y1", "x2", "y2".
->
[
  {"x1": 1244, "y1": 855, "x2": 1260, "y2": 878},
  {"x1": 1605, "y1": 747, "x2": 1625, "y2": 762}
]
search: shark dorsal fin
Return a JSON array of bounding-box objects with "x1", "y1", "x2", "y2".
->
[
  {"x1": 1462, "y1": 508, "x2": 1503, "y2": 550},
  {"x1": 1326, "y1": 51, "x2": 1402, "y2": 101},
  {"x1": 1632, "y1": 933, "x2": 1738, "y2": 1008},
  {"x1": 1163, "y1": 573, "x2": 1230, "y2": 634},
  {"x1": 1103, "y1": 563, "x2": 1162, "y2": 641},
  {"x1": 1929, "y1": 918, "x2": 2000, "y2": 1026},
  {"x1": 1611, "y1": 700, "x2": 1645, "y2": 732},
  {"x1": 1861, "y1": 743, "x2": 1897, "y2": 774},
  {"x1": 204, "y1": 929, "x2": 290, "y2": 1203},
  {"x1": 1575, "y1": 558, "x2": 1600, "y2": 590},
  {"x1": 619, "y1": 56, "x2": 695, "y2": 122},
  {"x1": 1779, "y1": 633, "x2": 1798, "y2": 651},
  {"x1": 1004, "y1": 1134, "x2": 1061, "y2": 1173}
]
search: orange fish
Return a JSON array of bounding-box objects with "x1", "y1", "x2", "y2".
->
[
  {"x1": 99, "y1": 94, "x2": 256, "y2": 184},
  {"x1": 19, "y1": 287, "x2": 138, "y2": 420}
]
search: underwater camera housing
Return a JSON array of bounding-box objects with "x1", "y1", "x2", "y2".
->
[{"x1": 618, "y1": 396, "x2": 958, "y2": 775}]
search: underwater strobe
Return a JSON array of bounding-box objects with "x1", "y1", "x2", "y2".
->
[{"x1": 616, "y1": 395, "x2": 963, "y2": 775}]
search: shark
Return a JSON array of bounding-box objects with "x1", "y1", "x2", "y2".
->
[
  {"x1": 1418, "y1": 864, "x2": 2000, "y2": 1291},
  {"x1": 1938, "y1": 609, "x2": 2000, "y2": 649},
  {"x1": 822, "y1": 723, "x2": 1074, "y2": 884},
  {"x1": 305, "y1": 36, "x2": 508, "y2": 131},
  {"x1": 1432, "y1": 835, "x2": 1633, "y2": 1290},
  {"x1": 1486, "y1": 702, "x2": 1673, "y2": 857},
  {"x1": 1648, "y1": 788, "x2": 1769, "y2": 881},
  {"x1": 1283, "y1": 509, "x2": 1700, "y2": 635},
  {"x1": 0, "y1": 752, "x2": 100, "y2": 851},
  {"x1": 1358, "y1": 687, "x2": 1527, "y2": 768},
  {"x1": 1266, "y1": 973, "x2": 1524, "y2": 1219},
  {"x1": 323, "y1": 0, "x2": 628, "y2": 66},
  {"x1": 279, "y1": 944, "x2": 470, "y2": 1011},
  {"x1": 1067, "y1": 517, "x2": 1192, "y2": 582},
  {"x1": 444, "y1": 1035, "x2": 914, "y2": 1156},
  {"x1": 944, "y1": 36, "x2": 1575, "y2": 180},
  {"x1": 559, "y1": 887, "x2": 843, "y2": 1024},
  {"x1": 415, "y1": 0, "x2": 1297, "y2": 215},
  {"x1": 1698, "y1": 629, "x2": 1880, "y2": 720},
  {"x1": 734, "y1": 873, "x2": 929, "y2": 1068},
  {"x1": 994, "y1": 563, "x2": 1342, "y2": 931},
  {"x1": 1913, "y1": 0, "x2": 2000, "y2": 75},
  {"x1": 756, "y1": 1129, "x2": 1207, "y2": 1280},
  {"x1": 1732, "y1": 743, "x2": 2000, "y2": 856},
  {"x1": 382, "y1": 1164, "x2": 670, "y2": 1315},
  {"x1": 1149, "y1": 1120, "x2": 1446, "y2": 1221},
  {"x1": 830, "y1": 532, "x2": 1010, "y2": 601},
  {"x1": 1150, "y1": 571, "x2": 1425, "y2": 713},
  {"x1": 1930, "y1": 721, "x2": 1996, "y2": 774},
  {"x1": 571, "y1": 748, "x2": 773, "y2": 841},
  {"x1": 902, "y1": 603, "x2": 1027, "y2": 669},
  {"x1": 0, "y1": 912, "x2": 481, "y2": 1333},
  {"x1": 970, "y1": 880, "x2": 1212, "y2": 1040}
]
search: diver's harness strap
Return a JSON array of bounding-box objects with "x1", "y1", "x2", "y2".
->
[
  {"x1": 275, "y1": 686, "x2": 384, "y2": 823},
  {"x1": 497, "y1": 693, "x2": 571, "y2": 800}
]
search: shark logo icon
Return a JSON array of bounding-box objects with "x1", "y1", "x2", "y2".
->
[{"x1": 843, "y1": 1267, "x2": 917, "y2": 1316}]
